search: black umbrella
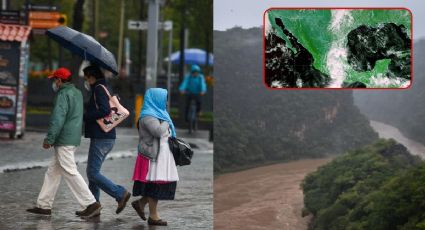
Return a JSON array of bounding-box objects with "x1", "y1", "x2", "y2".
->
[{"x1": 46, "y1": 26, "x2": 118, "y2": 75}]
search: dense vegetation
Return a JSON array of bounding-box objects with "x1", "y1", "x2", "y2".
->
[
  {"x1": 9, "y1": 0, "x2": 212, "y2": 74},
  {"x1": 214, "y1": 27, "x2": 378, "y2": 173},
  {"x1": 354, "y1": 40, "x2": 425, "y2": 145},
  {"x1": 302, "y1": 139, "x2": 424, "y2": 230}
]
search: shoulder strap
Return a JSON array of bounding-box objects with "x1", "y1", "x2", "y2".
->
[
  {"x1": 93, "y1": 84, "x2": 111, "y2": 109},
  {"x1": 95, "y1": 84, "x2": 111, "y2": 98}
]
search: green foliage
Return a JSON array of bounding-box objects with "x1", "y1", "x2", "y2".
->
[
  {"x1": 9, "y1": 0, "x2": 212, "y2": 73},
  {"x1": 268, "y1": 9, "x2": 411, "y2": 82},
  {"x1": 302, "y1": 139, "x2": 423, "y2": 230},
  {"x1": 10, "y1": 0, "x2": 74, "y2": 64},
  {"x1": 164, "y1": 0, "x2": 212, "y2": 51},
  {"x1": 214, "y1": 27, "x2": 379, "y2": 173}
]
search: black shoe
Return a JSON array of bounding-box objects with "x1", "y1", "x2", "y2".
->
[
  {"x1": 116, "y1": 191, "x2": 131, "y2": 214},
  {"x1": 76, "y1": 209, "x2": 100, "y2": 217},
  {"x1": 148, "y1": 217, "x2": 167, "y2": 226},
  {"x1": 79, "y1": 202, "x2": 102, "y2": 219},
  {"x1": 26, "y1": 207, "x2": 51, "y2": 216},
  {"x1": 131, "y1": 200, "x2": 146, "y2": 220}
]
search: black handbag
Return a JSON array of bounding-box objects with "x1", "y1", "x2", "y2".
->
[{"x1": 168, "y1": 136, "x2": 194, "y2": 166}]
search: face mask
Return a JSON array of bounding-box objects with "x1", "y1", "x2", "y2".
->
[
  {"x1": 84, "y1": 81, "x2": 91, "y2": 91},
  {"x1": 52, "y1": 82, "x2": 59, "y2": 92}
]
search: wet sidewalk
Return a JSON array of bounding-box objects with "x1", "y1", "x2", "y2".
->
[
  {"x1": 0, "y1": 128, "x2": 213, "y2": 229},
  {"x1": 0, "y1": 128, "x2": 212, "y2": 172}
]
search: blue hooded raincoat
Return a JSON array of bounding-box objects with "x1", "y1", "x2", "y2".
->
[{"x1": 178, "y1": 65, "x2": 207, "y2": 94}]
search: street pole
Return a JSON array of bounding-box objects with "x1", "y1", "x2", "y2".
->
[
  {"x1": 157, "y1": 3, "x2": 164, "y2": 76},
  {"x1": 166, "y1": 22, "x2": 173, "y2": 111},
  {"x1": 94, "y1": 0, "x2": 99, "y2": 40},
  {"x1": 91, "y1": 0, "x2": 95, "y2": 36},
  {"x1": 145, "y1": 0, "x2": 160, "y2": 89},
  {"x1": 178, "y1": 4, "x2": 185, "y2": 83},
  {"x1": 59, "y1": 45, "x2": 63, "y2": 67},
  {"x1": 178, "y1": 3, "x2": 186, "y2": 124},
  {"x1": 47, "y1": 0, "x2": 53, "y2": 70},
  {"x1": 138, "y1": 1, "x2": 144, "y2": 82},
  {"x1": 125, "y1": 37, "x2": 130, "y2": 77},
  {"x1": 117, "y1": 0, "x2": 125, "y2": 75},
  {"x1": 1, "y1": 0, "x2": 6, "y2": 10},
  {"x1": 25, "y1": 0, "x2": 30, "y2": 29},
  {"x1": 185, "y1": 28, "x2": 189, "y2": 50},
  {"x1": 206, "y1": 30, "x2": 210, "y2": 71}
]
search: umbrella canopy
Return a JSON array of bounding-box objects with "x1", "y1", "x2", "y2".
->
[
  {"x1": 46, "y1": 26, "x2": 118, "y2": 75},
  {"x1": 169, "y1": 48, "x2": 213, "y2": 66}
]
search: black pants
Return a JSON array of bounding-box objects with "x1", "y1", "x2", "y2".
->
[{"x1": 185, "y1": 94, "x2": 202, "y2": 122}]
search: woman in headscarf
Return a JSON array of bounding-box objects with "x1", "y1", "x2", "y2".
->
[{"x1": 131, "y1": 88, "x2": 178, "y2": 226}]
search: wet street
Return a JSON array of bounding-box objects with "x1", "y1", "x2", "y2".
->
[{"x1": 0, "y1": 128, "x2": 213, "y2": 229}]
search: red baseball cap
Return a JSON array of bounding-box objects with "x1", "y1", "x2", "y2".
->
[{"x1": 48, "y1": 67, "x2": 72, "y2": 80}]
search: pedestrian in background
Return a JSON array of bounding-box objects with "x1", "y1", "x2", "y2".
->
[
  {"x1": 80, "y1": 65, "x2": 131, "y2": 216},
  {"x1": 131, "y1": 88, "x2": 179, "y2": 226},
  {"x1": 26, "y1": 67, "x2": 101, "y2": 218},
  {"x1": 179, "y1": 64, "x2": 207, "y2": 122}
]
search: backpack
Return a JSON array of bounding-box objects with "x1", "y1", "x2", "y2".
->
[{"x1": 168, "y1": 137, "x2": 194, "y2": 166}]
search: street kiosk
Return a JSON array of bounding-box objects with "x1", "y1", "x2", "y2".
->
[{"x1": 0, "y1": 23, "x2": 31, "y2": 138}]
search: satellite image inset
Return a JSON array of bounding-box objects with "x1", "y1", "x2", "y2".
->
[{"x1": 264, "y1": 9, "x2": 412, "y2": 88}]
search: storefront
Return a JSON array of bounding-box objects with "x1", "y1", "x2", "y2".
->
[{"x1": 0, "y1": 23, "x2": 31, "y2": 138}]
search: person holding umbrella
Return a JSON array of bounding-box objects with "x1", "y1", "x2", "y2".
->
[
  {"x1": 26, "y1": 68, "x2": 102, "y2": 218},
  {"x1": 45, "y1": 26, "x2": 130, "y2": 215},
  {"x1": 80, "y1": 65, "x2": 131, "y2": 216}
]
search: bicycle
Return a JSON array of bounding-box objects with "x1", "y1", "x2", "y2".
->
[{"x1": 188, "y1": 98, "x2": 198, "y2": 134}]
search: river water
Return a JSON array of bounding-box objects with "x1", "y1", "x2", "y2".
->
[
  {"x1": 214, "y1": 120, "x2": 425, "y2": 230},
  {"x1": 369, "y1": 120, "x2": 425, "y2": 159}
]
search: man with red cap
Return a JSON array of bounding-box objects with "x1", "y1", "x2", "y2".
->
[{"x1": 26, "y1": 67, "x2": 102, "y2": 218}]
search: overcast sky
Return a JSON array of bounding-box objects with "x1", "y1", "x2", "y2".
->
[{"x1": 214, "y1": 0, "x2": 425, "y2": 39}]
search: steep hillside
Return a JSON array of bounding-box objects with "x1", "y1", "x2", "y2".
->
[
  {"x1": 214, "y1": 27, "x2": 378, "y2": 173},
  {"x1": 302, "y1": 139, "x2": 422, "y2": 230}
]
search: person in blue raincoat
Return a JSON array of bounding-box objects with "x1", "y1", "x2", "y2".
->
[
  {"x1": 131, "y1": 88, "x2": 179, "y2": 226},
  {"x1": 179, "y1": 64, "x2": 207, "y2": 122}
]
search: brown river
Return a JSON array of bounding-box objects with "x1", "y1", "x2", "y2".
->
[{"x1": 214, "y1": 120, "x2": 425, "y2": 229}]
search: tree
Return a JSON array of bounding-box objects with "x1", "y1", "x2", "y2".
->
[
  {"x1": 9, "y1": 0, "x2": 213, "y2": 78},
  {"x1": 302, "y1": 139, "x2": 422, "y2": 230}
]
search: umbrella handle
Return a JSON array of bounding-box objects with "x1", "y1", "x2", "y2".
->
[{"x1": 84, "y1": 49, "x2": 87, "y2": 60}]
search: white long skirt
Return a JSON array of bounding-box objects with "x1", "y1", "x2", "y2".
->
[{"x1": 146, "y1": 133, "x2": 179, "y2": 182}]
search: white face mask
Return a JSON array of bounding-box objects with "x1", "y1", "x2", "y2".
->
[
  {"x1": 84, "y1": 81, "x2": 91, "y2": 91},
  {"x1": 52, "y1": 82, "x2": 59, "y2": 92}
]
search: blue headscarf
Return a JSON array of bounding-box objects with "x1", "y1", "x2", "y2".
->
[{"x1": 139, "y1": 88, "x2": 176, "y2": 137}]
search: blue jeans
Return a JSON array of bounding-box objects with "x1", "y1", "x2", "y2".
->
[{"x1": 87, "y1": 139, "x2": 126, "y2": 202}]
